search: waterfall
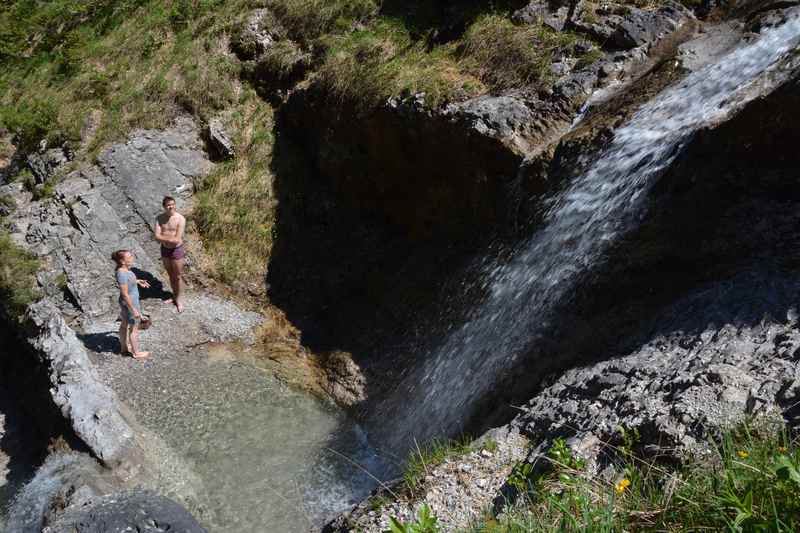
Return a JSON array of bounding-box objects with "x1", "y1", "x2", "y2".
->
[{"x1": 374, "y1": 15, "x2": 800, "y2": 452}]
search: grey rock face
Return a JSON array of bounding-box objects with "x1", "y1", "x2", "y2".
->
[
  {"x1": 230, "y1": 8, "x2": 285, "y2": 60},
  {"x1": 512, "y1": 0, "x2": 582, "y2": 32},
  {"x1": 97, "y1": 116, "x2": 209, "y2": 227},
  {"x1": 569, "y1": 1, "x2": 693, "y2": 51},
  {"x1": 444, "y1": 96, "x2": 543, "y2": 155},
  {"x1": 8, "y1": 452, "x2": 205, "y2": 533},
  {"x1": 7, "y1": 452, "x2": 117, "y2": 533},
  {"x1": 2, "y1": 117, "x2": 224, "y2": 530},
  {"x1": 4, "y1": 117, "x2": 211, "y2": 319},
  {"x1": 206, "y1": 119, "x2": 235, "y2": 159},
  {"x1": 611, "y1": 4, "x2": 691, "y2": 49},
  {"x1": 26, "y1": 145, "x2": 70, "y2": 184},
  {"x1": 43, "y1": 490, "x2": 208, "y2": 533},
  {"x1": 321, "y1": 351, "x2": 367, "y2": 407},
  {"x1": 24, "y1": 301, "x2": 137, "y2": 467},
  {"x1": 513, "y1": 272, "x2": 800, "y2": 457}
]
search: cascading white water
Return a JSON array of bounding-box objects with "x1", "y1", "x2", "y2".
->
[{"x1": 375, "y1": 15, "x2": 800, "y2": 450}]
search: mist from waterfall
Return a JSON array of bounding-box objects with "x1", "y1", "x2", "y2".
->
[{"x1": 373, "y1": 15, "x2": 800, "y2": 452}]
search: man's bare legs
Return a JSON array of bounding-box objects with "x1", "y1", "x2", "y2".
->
[{"x1": 162, "y1": 257, "x2": 185, "y2": 312}]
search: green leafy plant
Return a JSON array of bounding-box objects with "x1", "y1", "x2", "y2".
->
[
  {"x1": 387, "y1": 505, "x2": 441, "y2": 533},
  {"x1": 507, "y1": 461, "x2": 534, "y2": 493}
]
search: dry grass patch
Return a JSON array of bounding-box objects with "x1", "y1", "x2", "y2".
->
[
  {"x1": 316, "y1": 19, "x2": 484, "y2": 109},
  {"x1": 193, "y1": 93, "x2": 276, "y2": 286},
  {"x1": 267, "y1": 0, "x2": 379, "y2": 42},
  {"x1": 461, "y1": 14, "x2": 578, "y2": 92}
]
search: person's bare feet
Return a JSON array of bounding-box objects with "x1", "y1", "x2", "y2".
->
[
  {"x1": 175, "y1": 300, "x2": 184, "y2": 313},
  {"x1": 132, "y1": 351, "x2": 151, "y2": 359},
  {"x1": 164, "y1": 297, "x2": 174, "y2": 305}
]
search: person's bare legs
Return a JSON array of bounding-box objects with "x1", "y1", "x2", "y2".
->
[
  {"x1": 162, "y1": 256, "x2": 184, "y2": 311},
  {"x1": 118, "y1": 319, "x2": 131, "y2": 355},
  {"x1": 172, "y1": 257, "x2": 184, "y2": 312},
  {"x1": 162, "y1": 257, "x2": 174, "y2": 304},
  {"x1": 129, "y1": 322, "x2": 150, "y2": 359}
]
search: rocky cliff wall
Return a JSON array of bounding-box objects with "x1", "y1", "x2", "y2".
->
[{"x1": 267, "y1": 0, "x2": 696, "y2": 363}]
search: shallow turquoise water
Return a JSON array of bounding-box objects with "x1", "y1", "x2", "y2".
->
[{"x1": 112, "y1": 349, "x2": 391, "y2": 532}]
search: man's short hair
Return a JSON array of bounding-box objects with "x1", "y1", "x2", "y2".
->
[{"x1": 162, "y1": 195, "x2": 176, "y2": 207}]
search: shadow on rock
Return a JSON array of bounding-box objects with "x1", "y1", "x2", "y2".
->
[
  {"x1": 131, "y1": 267, "x2": 170, "y2": 301},
  {"x1": 77, "y1": 331, "x2": 122, "y2": 355}
]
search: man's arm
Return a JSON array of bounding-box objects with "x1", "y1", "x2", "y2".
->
[
  {"x1": 154, "y1": 219, "x2": 166, "y2": 245},
  {"x1": 175, "y1": 215, "x2": 185, "y2": 245}
]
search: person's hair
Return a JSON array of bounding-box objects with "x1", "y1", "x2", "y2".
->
[
  {"x1": 111, "y1": 249, "x2": 130, "y2": 269},
  {"x1": 162, "y1": 195, "x2": 176, "y2": 207}
]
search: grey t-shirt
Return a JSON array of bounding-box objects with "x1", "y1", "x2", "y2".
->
[{"x1": 116, "y1": 269, "x2": 140, "y2": 311}]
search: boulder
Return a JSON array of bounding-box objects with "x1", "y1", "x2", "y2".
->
[
  {"x1": 512, "y1": 0, "x2": 583, "y2": 31},
  {"x1": 23, "y1": 301, "x2": 139, "y2": 468},
  {"x1": 322, "y1": 350, "x2": 367, "y2": 407},
  {"x1": 611, "y1": 3, "x2": 692, "y2": 50},
  {"x1": 230, "y1": 9, "x2": 286, "y2": 60},
  {"x1": 7, "y1": 452, "x2": 205, "y2": 533},
  {"x1": 206, "y1": 118, "x2": 235, "y2": 159},
  {"x1": 26, "y1": 143, "x2": 71, "y2": 184},
  {"x1": 96, "y1": 116, "x2": 210, "y2": 226},
  {"x1": 43, "y1": 490, "x2": 208, "y2": 533},
  {"x1": 570, "y1": 1, "x2": 693, "y2": 51}
]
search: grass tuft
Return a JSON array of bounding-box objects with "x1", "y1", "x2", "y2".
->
[
  {"x1": 193, "y1": 93, "x2": 276, "y2": 285},
  {"x1": 403, "y1": 436, "x2": 474, "y2": 495},
  {"x1": 460, "y1": 14, "x2": 577, "y2": 92},
  {"x1": 267, "y1": 0, "x2": 379, "y2": 43},
  {"x1": 316, "y1": 19, "x2": 485, "y2": 109},
  {"x1": 0, "y1": 228, "x2": 41, "y2": 322}
]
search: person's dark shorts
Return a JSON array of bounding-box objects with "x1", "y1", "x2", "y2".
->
[{"x1": 160, "y1": 244, "x2": 186, "y2": 260}]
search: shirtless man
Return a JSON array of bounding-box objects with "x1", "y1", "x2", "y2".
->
[{"x1": 154, "y1": 196, "x2": 186, "y2": 312}]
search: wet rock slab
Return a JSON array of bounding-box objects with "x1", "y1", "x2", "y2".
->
[{"x1": 43, "y1": 490, "x2": 207, "y2": 533}]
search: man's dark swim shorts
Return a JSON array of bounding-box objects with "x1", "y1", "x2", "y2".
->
[{"x1": 160, "y1": 244, "x2": 186, "y2": 260}]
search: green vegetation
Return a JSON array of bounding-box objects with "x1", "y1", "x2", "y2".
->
[
  {"x1": 389, "y1": 504, "x2": 441, "y2": 533},
  {"x1": 193, "y1": 95, "x2": 276, "y2": 284},
  {"x1": 0, "y1": 229, "x2": 41, "y2": 322},
  {"x1": 0, "y1": 0, "x2": 604, "y2": 288},
  {"x1": 0, "y1": 0, "x2": 249, "y2": 158},
  {"x1": 316, "y1": 19, "x2": 485, "y2": 110},
  {"x1": 461, "y1": 14, "x2": 577, "y2": 92},
  {"x1": 266, "y1": 0, "x2": 378, "y2": 43},
  {"x1": 464, "y1": 420, "x2": 800, "y2": 532}
]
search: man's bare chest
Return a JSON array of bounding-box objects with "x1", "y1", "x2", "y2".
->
[{"x1": 159, "y1": 216, "x2": 181, "y2": 234}]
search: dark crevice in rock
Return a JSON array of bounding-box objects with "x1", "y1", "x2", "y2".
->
[{"x1": 0, "y1": 318, "x2": 88, "y2": 513}]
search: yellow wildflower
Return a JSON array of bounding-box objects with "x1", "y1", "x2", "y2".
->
[
  {"x1": 737, "y1": 450, "x2": 750, "y2": 459},
  {"x1": 615, "y1": 478, "x2": 631, "y2": 495},
  {"x1": 778, "y1": 446, "x2": 788, "y2": 454}
]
